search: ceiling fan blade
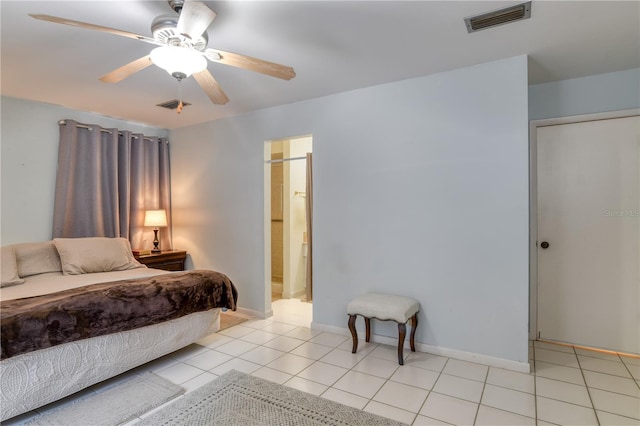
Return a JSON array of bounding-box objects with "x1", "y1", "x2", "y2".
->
[
  {"x1": 99, "y1": 55, "x2": 153, "y2": 83},
  {"x1": 205, "y1": 48, "x2": 296, "y2": 80},
  {"x1": 193, "y1": 69, "x2": 229, "y2": 105},
  {"x1": 29, "y1": 14, "x2": 160, "y2": 46},
  {"x1": 176, "y1": 1, "x2": 216, "y2": 41}
]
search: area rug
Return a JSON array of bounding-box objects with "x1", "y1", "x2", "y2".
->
[
  {"x1": 27, "y1": 372, "x2": 184, "y2": 426},
  {"x1": 139, "y1": 370, "x2": 404, "y2": 425}
]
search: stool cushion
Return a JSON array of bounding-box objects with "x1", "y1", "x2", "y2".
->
[{"x1": 347, "y1": 293, "x2": 419, "y2": 323}]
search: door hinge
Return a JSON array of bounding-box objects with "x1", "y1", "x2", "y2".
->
[{"x1": 537, "y1": 331, "x2": 541, "y2": 339}]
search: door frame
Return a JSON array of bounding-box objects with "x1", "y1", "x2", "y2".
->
[
  {"x1": 528, "y1": 108, "x2": 640, "y2": 341},
  {"x1": 264, "y1": 135, "x2": 313, "y2": 315}
]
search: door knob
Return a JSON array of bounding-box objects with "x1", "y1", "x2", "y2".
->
[{"x1": 540, "y1": 241, "x2": 550, "y2": 249}]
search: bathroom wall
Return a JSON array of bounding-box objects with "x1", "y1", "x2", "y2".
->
[
  {"x1": 284, "y1": 136, "x2": 312, "y2": 298},
  {"x1": 270, "y1": 142, "x2": 284, "y2": 294}
]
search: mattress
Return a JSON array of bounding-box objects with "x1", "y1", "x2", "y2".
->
[
  {"x1": 0, "y1": 268, "x2": 168, "y2": 301},
  {"x1": 0, "y1": 268, "x2": 225, "y2": 421},
  {"x1": 0, "y1": 309, "x2": 220, "y2": 421}
]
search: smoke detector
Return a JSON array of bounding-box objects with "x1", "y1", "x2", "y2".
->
[{"x1": 464, "y1": 1, "x2": 532, "y2": 33}]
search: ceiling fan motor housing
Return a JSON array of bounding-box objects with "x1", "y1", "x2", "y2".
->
[
  {"x1": 151, "y1": 14, "x2": 208, "y2": 50},
  {"x1": 168, "y1": 0, "x2": 185, "y2": 14}
]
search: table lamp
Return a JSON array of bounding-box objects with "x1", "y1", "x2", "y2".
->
[{"x1": 144, "y1": 209, "x2": 168, "y2": 253}]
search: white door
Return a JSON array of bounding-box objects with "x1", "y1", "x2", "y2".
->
[{"x1": 537, "y1": 115, "x2": 640, "y2": 354}]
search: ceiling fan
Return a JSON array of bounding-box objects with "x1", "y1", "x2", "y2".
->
[{"x1": 29, "y1": 0, "x2": 296, "y2": 107}]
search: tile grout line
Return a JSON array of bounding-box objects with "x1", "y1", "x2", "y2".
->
[
  {"x1": 532, "y1": 342, "x2": 538, "y2": 424},
  {"x1": 533, "y1": 347, "x2": 617, "y2": 417},
  {"x1": 618, "y1": 352, "x2": 640, "y2": 390},
  {"x1": 312, "y1": 357, "x2": 351, "y2": 398},
  {"x1": 574, "y1": 345, "x2": 601, "y2": 426},
  {"x1": 365, "y1": 370, "x2": 410, "y2": 424},
  {"x1": 332, "y1": 347, "x2": 395, "y2": 415},
  {"x1": 362, "y1": 348, "x2": 449, "y2": 424},
  {"x1": 471, "y1": 364, "x2": 489, "y2": 425},
  {"x1": 412, "y1": 356, "x2": 450, "y2": 424},
  {"x1": 299, "y1": 338, "x2": 384, "y2": 409}
]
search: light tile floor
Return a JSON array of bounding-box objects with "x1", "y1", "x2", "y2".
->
[{"x1": 6, "y1": 299, "x2": 640, "y2": 425}]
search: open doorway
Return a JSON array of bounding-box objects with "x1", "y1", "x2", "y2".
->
[{"x1": 265, "y1": 136, "x2": 313, "y2": 307}]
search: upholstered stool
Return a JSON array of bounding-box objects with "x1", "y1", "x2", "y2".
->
[{"x1": 347, "y1": 293, "x2": 420, "y2": 365}]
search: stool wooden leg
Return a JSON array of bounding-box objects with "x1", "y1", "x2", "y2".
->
[
  {"x1": 365, "y1": 317, "x2": 371, "y2": 342},
  {"x1": 397, "y1": 322, "x2": 406, "y2": 365},
  {"x1": 410, "y1": 313, "x2": 418, "y2": 352},
  {"x1": 348, "y1": 315, "x2": 358, "y2": 353}
]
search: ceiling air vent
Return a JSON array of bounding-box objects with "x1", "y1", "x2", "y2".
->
[
  {"x1": 464, "y1": 1, "x2": 531, "y2": 33},
  {"x1": 156, "y1": 99, "x2": 191, "y2": 110}
]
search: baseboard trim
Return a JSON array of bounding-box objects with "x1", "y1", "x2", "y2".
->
[
  {"x1": 271, "y1": 282, "x2": 283, "y2": 294},
  {"x1": 414, "y1": 342, "x2": 530, "y2": 373},
  {"x1": 311, "y1": 322, "x2": 530, "y2": 373},
  {"x1": 286, "y1": 289, "x2": 307, "y2": 299},
  {"x1": 235, "y1": 306, "x2": 272, "y2": 319}
]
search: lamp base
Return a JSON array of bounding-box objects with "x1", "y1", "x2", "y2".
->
[{"x1": 152, "y1": 228, "x2": 161, "y2": 253}]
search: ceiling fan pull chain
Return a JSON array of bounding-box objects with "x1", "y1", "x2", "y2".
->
[{"x1": 177, "y1": 79, "x2": 184, "y2": 114}]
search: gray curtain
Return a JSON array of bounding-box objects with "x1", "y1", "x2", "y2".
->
[
  {"x1": 305, "y1": 153, "x2": 313, "y2": 302},
  {"x1": 52, "y1": 120, "x2": 172, "y2": 251}
]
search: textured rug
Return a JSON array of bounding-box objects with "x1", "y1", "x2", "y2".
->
[
  {"x1": 139, "y1": 370, "x2": 404, "y2": 425},
  {"x1": 27, "y1": 372, "x2": 184, "y2": 426}
]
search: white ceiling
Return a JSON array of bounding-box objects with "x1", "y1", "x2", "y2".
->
[{"x1": 1, "y1": 1, "x2": 638, "y2": 130}]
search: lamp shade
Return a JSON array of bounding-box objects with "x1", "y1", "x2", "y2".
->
[
  {"x1": 144, "y1": 209, "x2": 168, "y2": 227},
  {"x1": 150, "y1": 46, "x2": 207, "y2": 78}
]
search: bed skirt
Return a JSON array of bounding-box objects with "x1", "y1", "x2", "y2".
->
[{"x1": 0, "y1": 308, "x2": 220, "y2": 421}]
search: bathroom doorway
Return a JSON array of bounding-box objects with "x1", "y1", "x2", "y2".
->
[{"x1": 265, "y1": 136, "x2": 313, "y2": 306}]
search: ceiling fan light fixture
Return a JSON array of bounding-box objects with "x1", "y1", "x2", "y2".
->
[{"x1": 150, "y1": 46, "x2": 207, "y2": 79}]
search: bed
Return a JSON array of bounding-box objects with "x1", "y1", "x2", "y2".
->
[{"x1": 0, "y1": 238, "x2": 237, "y2": 421}]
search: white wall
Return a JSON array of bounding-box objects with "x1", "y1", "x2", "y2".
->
[
  {"x1": 171, "y1": 55, "x2": 530, "y2": 363},
  {"x1": 0, "y1": 96, "x2": 168, "y2": 245},
  {"x1": 529, "y1": 68, "x2": 640, "y2": 120}
]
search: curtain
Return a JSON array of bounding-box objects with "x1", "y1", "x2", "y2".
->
[
  {"x1": 305, "y1": 153, "x2": 313, "y2": 302},
  {"x1": 52, "y1": 120, "x2": 172, "y2": 251}
]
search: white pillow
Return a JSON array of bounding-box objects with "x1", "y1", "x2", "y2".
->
[
  {"x1": 53, "y1": 237, "x2": 145, "y2": 275},
  {"x1": 1, "y1": 246, "x2": 25, "y2": 287}
]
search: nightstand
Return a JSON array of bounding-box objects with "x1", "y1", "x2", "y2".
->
[{"x1": 134, "y1": 250, "x2": 187, "y2": 271}]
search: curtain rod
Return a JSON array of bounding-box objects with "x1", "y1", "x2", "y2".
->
[
  {"x1": 266, "y1": 155, "x2": 307, "y2": 164},
  {"x1": 58, "y1": 120, "x2": 160, "y2": 142}
]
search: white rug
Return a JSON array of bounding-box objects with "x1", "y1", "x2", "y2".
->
[
  {"x1": 26, "y1": 372, "x2": 184, "y2": 426},
  {"x1": 139, "y1": 370, "x2": 404, "y2": 425}
]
